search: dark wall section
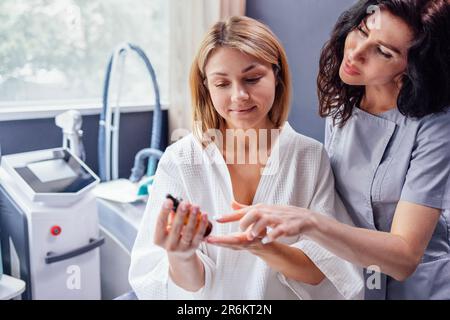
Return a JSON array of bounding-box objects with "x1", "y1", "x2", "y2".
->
[
  {"x1": 246, "y1": 0, "x2": 355, "y2": 142},
  {"x1": 0, "y1": 110, "x2": 168, "y2": 179}
]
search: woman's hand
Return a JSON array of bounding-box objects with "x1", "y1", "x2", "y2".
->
[
  {"x1": 154, "y1": 199, "x2": 209, "y2": 261},
  {"x1": 210, "y1": 201, "x2": 326, "y2": 285},
  {"x1": 206, "y1": 228, "x2": 267, "y2": 252},
  {"x1": 216, "y1": 202, "x2": 317, "y2": 243},
  {"x1": 207, "y1": 200, "x2": 267, "y2": 252}
]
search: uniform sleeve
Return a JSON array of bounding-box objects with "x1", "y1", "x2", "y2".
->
[
  {"x1": 400, "y1": 110, "x2": 450, "y2": 210},
  {"x1": 279, "y1": 147, "x2": 364, "y2": 300},
  {"x1": 128, "y1": 149, "x2": 215, "y2": 299}
]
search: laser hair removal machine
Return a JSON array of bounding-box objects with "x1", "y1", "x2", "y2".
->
[{"x1": 0, "y1": 147, "x2": 103, "y2": 300}]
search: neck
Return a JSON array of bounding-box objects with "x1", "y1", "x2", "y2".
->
[
  {"x1": 362, "y1": 84, "x2": 400, "y2": 115},
  {"x1": 221, "y1": 119, "x2": 278, "y2": 165}
]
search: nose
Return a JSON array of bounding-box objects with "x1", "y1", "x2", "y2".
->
[
  {"x1": 349, "y1": 42, "x2": 368, "y2": 64},
  {"x1": 231, "y1": 83, "x2": 249, "y2": 103}
]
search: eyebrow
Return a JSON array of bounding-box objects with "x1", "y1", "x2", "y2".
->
[
  {"x1": 241, "y1": 63, "x2": 259, "y2": 73},
  {"x1": 362, "y1": 19, "x2": 402, "y2": 55},
  {"x1": 208, "y1": 63, "x2": 261, "y2": 77}
]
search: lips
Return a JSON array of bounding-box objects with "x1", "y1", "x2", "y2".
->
[
  {"x1": 343, "y1": 60, "x2": 361, "y2": 76},
  {"x1": 230, "y1": 106, "x2": 257, "y2": 113}
]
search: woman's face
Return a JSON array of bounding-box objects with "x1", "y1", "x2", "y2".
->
[
  {"x1": 204, "y1": 47, "x2": 277, "y2": 130},
  {"x1": 339, "y1": 9, "x2": 413, "y2": 87}
]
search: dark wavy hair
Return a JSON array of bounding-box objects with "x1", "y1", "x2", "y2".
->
[{"x1": 318, "y1": 0, "x2": 450, "y2": 126}]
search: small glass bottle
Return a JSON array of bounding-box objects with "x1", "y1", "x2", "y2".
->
[{"x1": 166, "y1": 194, "x2": 213, "y2": 237}]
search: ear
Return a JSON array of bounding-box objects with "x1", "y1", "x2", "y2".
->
[
  {"x1": 231, "y1": 199, "x2": 248, "y2": 210},
  {"x1": 394, "y1": 72, "x2": 406, "y2": 89}
]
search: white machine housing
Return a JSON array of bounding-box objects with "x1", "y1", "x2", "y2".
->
[{"x1": 0, "y1": 148, "x2": 102, "y2": 299}]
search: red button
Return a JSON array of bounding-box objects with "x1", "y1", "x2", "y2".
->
[{"x1": 50, "y1": 225, "x2": 62, "y2": 236}]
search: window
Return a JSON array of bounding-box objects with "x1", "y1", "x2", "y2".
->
[{"x1": 0, "y1": 0, "x2": 169, "y2": 109}]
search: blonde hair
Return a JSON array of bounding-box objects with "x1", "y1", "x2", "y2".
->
[{"x1": 190, "y1": 16, "x2": 292, "y2": 141}]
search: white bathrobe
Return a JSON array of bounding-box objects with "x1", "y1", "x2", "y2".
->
[{"x1": 129, "y1": 122, "x2": 364, "y2": 300}]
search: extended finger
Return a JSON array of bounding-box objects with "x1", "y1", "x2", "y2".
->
[
  {"x1": 180, "y1": 205, "x2": 200, "y2": 247},
  {"x1": 248, "y1": 214, "x2": 277, "y2": 240},
  {"x1": 167, "y1": 201, "x2": 190, "y2": 247},
  {"x1": 191, "y1": 214, "x2": 208, "y2": 248},
  {"x1": 263, "y1": 225, "x2": 286, "y2": 243},
  {"x1": 154, "y1": 199, "x2": 173, "y2": 244},
  {"x1": 215, "y1": 207, "x2": 249, "y2": 223},
  {"x1": 239, "y1": 208, "x2": 265, "y2": 232},
  {"x1": 207, "y1": 233, "x2": 247, "y2": 245}
]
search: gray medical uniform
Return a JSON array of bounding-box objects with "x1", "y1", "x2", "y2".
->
[{"x1": 325, "y1": 106, "x2": 450, "y2": 300}]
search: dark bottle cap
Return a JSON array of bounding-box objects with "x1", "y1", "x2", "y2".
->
[
  {"x1": 204, "y1": 222, "x2": 213, "y2": 237},
  {"x1": 166, "y1": 194, "x2": 181, "y2": 212},
  {"x1": 166, "y1": 194, "x2": 213, "y2": 237}
]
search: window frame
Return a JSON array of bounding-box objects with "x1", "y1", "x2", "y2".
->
[{"x1": 0, "y1": 101, "x2": 169, "y2": 121}]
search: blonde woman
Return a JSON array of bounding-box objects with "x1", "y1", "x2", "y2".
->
[{"x1": 129, "y1": 16, "x2": 363, "y2": 300}]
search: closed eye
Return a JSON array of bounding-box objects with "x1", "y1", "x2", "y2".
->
[
  {"x1": 377, "y1": 47, "x2": 393, "y2": 59},
  {"x1": 214, "y1": 82, "x2": 230, "y2": 88},
  {"x1": 245, "y1": 76, "x2": 262, "y2": 84}
]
